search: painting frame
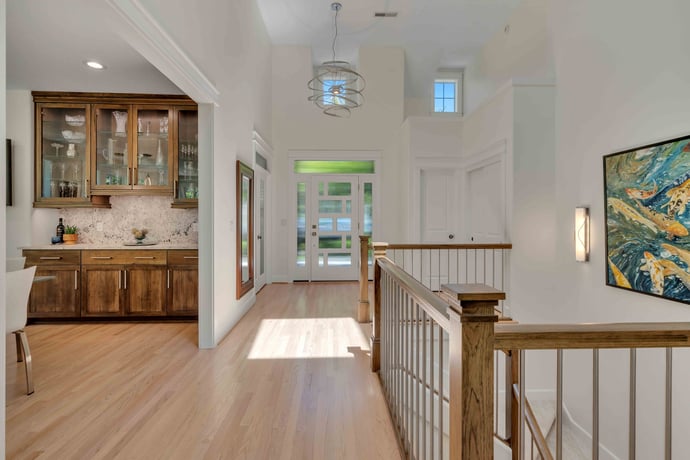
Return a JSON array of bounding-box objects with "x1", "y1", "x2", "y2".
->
[{"x1": 604, "y1": 133, "x2": 690, "y2": 305}]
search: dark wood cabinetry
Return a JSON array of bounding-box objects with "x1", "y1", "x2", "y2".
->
[
  {"x1": 32, "y1": 92, "x2": 197, "y2": 208},
  {"x1": 167, "y1": 250, "x2": 199, "y2": 315},
  {"x1": 23, "y1": 248, "x2": 197, "y2": 321},
  {"x1": 24, "y1": 250, "x2": 81, "y2": 318}
]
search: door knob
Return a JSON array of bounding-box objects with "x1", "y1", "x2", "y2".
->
[
  {"x1": 449, "y1": 234, "x2": 455, "y2": 240},
  {"x1": 311, "y1": 232, "x2": 317, "y2": 236},
  {"x1": 257, "y1": 235, "x2": 262, "y2": 240}
]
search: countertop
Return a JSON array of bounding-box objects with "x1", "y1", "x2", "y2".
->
[{"x1": 22, "y1": 243, "x2": 198, "y2": 251}]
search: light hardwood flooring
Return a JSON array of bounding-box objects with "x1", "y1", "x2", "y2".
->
[{"x1": 6, "y1": 282, "x2": 402, "y2": 460}]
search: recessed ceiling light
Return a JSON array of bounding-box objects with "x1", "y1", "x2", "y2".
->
[{"x1": 84, "y1": 60, "x2": 106, "y2": 70}]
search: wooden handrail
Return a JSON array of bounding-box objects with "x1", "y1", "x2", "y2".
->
[
  {"x1": 512, "y1": 384, "x2": 554, "y2": 460},
  {"x1": 386, "y1": 243, "x2": 513, "y2": 250},
  {"x1": 495, "y1": 322, "x2": 690, "y2": 350},
  {"x1": 376, "y1": 256, "x2": 451, "y2": 331}
]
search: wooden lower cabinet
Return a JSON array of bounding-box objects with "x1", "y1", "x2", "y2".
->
[
  {"x1": 126, "y1": 266, "x2": 167, "y2": 315},
  {"x1": 24, "y1": 250, "x2": 81, "y2": 318},
  {"x1": 24, "y1": 248, "x2": 196, "y2": 320},
  {"x1": 168, "y1": 250, "x2": 199, "y2": 315},
  {"x1": 81, "y1": 265, "x2": 125, "y2": 316}
]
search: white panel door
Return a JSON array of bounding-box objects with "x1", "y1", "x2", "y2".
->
[
  {"x1": 467, "y1": 159, "x2": 505, "y2": 242},
  {"x1": 309, "y1": 175, "x2": 359, "y2": 280},
  {"x1": 254, "y1": 168, "x2": 268, "y2": 291},
  {"x1": 420, "y1": 169, "x2": 458, "y2": 243}
]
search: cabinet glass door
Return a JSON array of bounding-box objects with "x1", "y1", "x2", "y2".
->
[
  {"x1": 176, "y1": 109, "x2": 198, "y2": 201},
  {"x1": 134, "y1": 108, "x2": 171, "y2": 190},
  {"x1": 39, "y1": 106, "x2": 89, "y2": 202},
  {"x1": 95, "y1": 106, "x2": 130, "y2": 188}
]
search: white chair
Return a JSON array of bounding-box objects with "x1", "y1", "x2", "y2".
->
[
  {"x1": 6, "y1": 265, "x2": 37, "y2": 395},
  {"x1": 6, "y1": 256, "x2": 26, "y2": 272}
]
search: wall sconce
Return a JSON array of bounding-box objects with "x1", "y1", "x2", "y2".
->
[{"x1": 575, "y1": 206, "x2": 590, "y2": 262}]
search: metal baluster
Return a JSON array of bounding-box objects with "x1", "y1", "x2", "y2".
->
[
  {"x1": 505, "y1": 352, "x2": 512, "y2": 440},
  {"x1": 438, "y1": 325, "x2": 444, "y2": 460},
  {"x1": 520, "y1": 350, "x2": 526, "y2": 460},
  {"x1": 419, "y1": 310, "x2": 429, "y2": 458},
  {"x1": 665, "y1": 348, "x2": 672, "y2": 460},
  {"x1": 593, "y1": 349, "x2": 599, "y2": 460},
  {"x1": 430, "y1": 318, "x2": 435, "y2": 459},
  {"x1": 405, "y1": 291, "x2": 410, "y2": 452},
  {"x1": 629, "y1": 348, "x2": 636, "y2": 460},
  {"x1": 415, "y1": 302, "x2": 420, "y2": 460},
  {"x1": 557, "y1": 349, "x2": 563, "y2": 460}
]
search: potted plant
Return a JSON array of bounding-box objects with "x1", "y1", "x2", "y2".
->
[{"x1": 62, "y1": 225, "x2": 79, "y2": 244}]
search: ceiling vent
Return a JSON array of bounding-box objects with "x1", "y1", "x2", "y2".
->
[{"x1": 374, "y1": 11, "x2": 398, "y2": 17}]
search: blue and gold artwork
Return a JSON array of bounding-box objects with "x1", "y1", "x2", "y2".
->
[{"x1": 604, "y1": 135, "x2": 690, "y2": 304}]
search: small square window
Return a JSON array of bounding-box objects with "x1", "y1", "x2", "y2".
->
[{"x1": 434, "y1": 79, "x2": 457, "y2": 113}]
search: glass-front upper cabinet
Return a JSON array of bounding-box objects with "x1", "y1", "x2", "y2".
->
[
  {"x1": 93, "y1": 105, "x2": 131, "y2": 190},
  {"x1": 92, "y1": 105, "x2": 173, "y2": 194},
  {"x1": 133, "y1": 106, "x2": 172, "y2": 192},
  {"x1": 34, "y1": 104, "x2": 92, "y2": 207},
  {"x1": 172, "y1": 108, "x2": 198, "y2": 207}
]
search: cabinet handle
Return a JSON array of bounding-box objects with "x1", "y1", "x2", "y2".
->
[
  {"x1": 124, "y1": 270, "x2": 127, "y2": 290},
  {"x1": 118, "y1": 270, "x2": 122, "y2": 289},
  {"x1": 167, "y1": 269, "x2": 170, "y2": 289},
  {"x1": 75, "y1": 270, "x2": 78, "y2": 290},
  {"x1": 91, "y1": 256, "x2": 112, "y2": 260},
  {"x1": 183, "y1": 256, "x2": 199, "y2": 259},
  {"x1": 134, "y1": 256, "x2": 155, "y2": 259},
  {"x1": 40, "y1": 256, "x2": 62, "y2": 260}
]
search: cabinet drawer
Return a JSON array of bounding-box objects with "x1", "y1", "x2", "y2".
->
[
  {"x1": 168, "y1": 250, "x2": 198, "y2": 265},
  {"x1": 82, "y1": 250, "x2": 167, "y2": 265},
  {"x1": 24, "y1": 250, "x2": 81, "y2": 266}
]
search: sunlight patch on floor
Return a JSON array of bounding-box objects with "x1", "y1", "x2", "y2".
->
[{"x1": 248, "y1": 317, "x2": 370, "y2": 359}]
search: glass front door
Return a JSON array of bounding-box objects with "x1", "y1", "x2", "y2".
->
[{"x1": 309, "y1": 176, "x2": 359, "y2": 280}]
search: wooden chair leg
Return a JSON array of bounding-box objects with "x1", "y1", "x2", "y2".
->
[{"x1": 17, "y1": 330, "x2": 34, "y2": 395}]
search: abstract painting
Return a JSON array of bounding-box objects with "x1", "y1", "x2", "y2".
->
[{"x1": 604, "y1": 134, "x2": 690, "y2": 304}]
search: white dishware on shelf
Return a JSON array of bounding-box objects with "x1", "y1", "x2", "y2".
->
[
  {"x1": 66, "y1": 143, "x2": 76, "y2": 158},
  {"x1": 65, "y1": 114, "x2": 85, "y2": 127},
  {"x1": 112, "y1": 111, "x2": 128, "y2": 136}
]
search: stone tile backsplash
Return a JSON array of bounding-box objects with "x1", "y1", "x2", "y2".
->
[{"x1": 59, "y1": 196, "x2": 198, "y2": 245}]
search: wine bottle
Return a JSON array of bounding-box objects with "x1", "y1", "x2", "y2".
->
[{"x1": 56, "y1": 218, "x2": 65, "y2": 242}]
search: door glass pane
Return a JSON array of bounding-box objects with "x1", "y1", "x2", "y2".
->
[
  {"x1": 259, "y1": 178, "x2": 265, "y2": 276},
  {"x1": 346, "y1": 236, "x2": 351, "y2": 249},
  {"x1": 329, "y1": 253, "x2": 352, "y2": 266},
  {"x1": 297, "y1": 182, "x2": 306, "y2": 267},
  {"x1": 364, "y1": 182, "x2": 373, "y2": 265},
  {"x1": 328, "y1": 182, "x2": 351, "y2": 196},
  {"x1": 346, "y1": 200, "x2": 351, "y2": 214},
  {"x1": 136, "y1": 109, "x2": 169, "y2": 187},
  {"x1": 40, "y1": 107, "x2": 88, "y2": 199},
  {"x1": 293, "y1": 160, "x2": 375, "y2": 174},
  {"x1": 336, "y1": 218, "x2": 351, "y2": 232},
  {"x1": 319, "y1": 236, "x2": 342, "y2": 249},
  {"x1": 319, "y1": 200, "x2": 342, "y2": 213},
  {"x1": 95, "y1": 107, "x2": 129, "y2": 186},
  {"x1": 319, "y1": 218, "x2": 333, "y2": 232}
]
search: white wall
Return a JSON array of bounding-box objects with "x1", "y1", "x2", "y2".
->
[
  {"x1": 6, "y1": 90, "x2": 33, "y2": 257},
  {"x1": 465, "y1": 0, "x2": 690, "y2": 457},
  {"x1": 127, "y1": 0, "x2": 273, "y2": 346},
  {"x1": 1, "y1": 0, "x2": 7, "y2": 454},
  {"x1": 271, "y1": 45, "x2": 404, "y2": 280}
]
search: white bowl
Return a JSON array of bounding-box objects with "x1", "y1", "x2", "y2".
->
[{"x1": 65, "y1": 114, "x2": 85, "y2": 127}]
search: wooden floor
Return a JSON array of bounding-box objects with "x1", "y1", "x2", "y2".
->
[{"x1": 6, "y1": 282, "x2": 401, "y2": 460}]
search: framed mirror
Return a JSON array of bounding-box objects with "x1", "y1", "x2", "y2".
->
[{"x1": 236, "y1": 161, "x2": 254, "y2": 298}]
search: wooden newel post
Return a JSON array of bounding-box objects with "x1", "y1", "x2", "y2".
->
[
  {"x1": 371, "y1": 242, "x2": 388, "y2": 373},
  {"x1": 357, "y1": 235, "x2": 371, "y2": 323},
  {"x1": 443, "y1": 283, "x2": 505, "y2": 460}
]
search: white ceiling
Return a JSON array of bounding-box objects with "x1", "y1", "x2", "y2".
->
[
  {"x1": 256, "y1": 0, "x2": 522, "y2": 97},
  {"x1": 6, "y1": 0, "x2": 521, "y2": 100}
]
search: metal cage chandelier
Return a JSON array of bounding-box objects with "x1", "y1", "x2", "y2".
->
[{"x1": 307, "y1": 2, "x2": 365, "y2": 118}]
